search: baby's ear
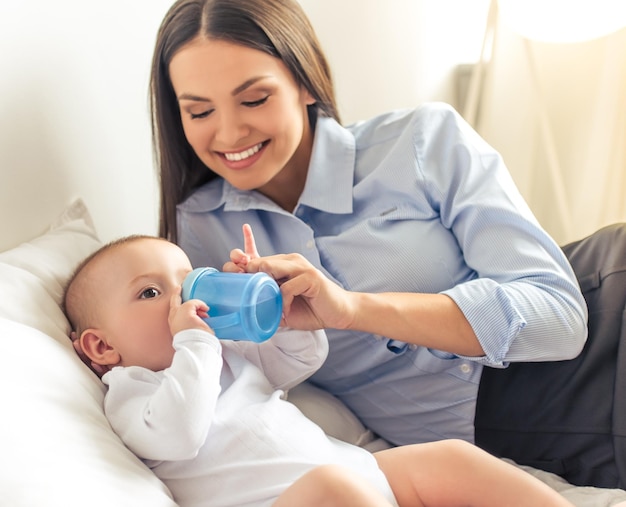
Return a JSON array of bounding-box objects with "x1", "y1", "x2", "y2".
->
[{"x1": 79, "y1": 330, "x2": 120, "y2": 368}]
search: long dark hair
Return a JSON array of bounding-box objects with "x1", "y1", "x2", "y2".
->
[{"x1": 150, "y1": 0, "x2": 339, "y2": 242}]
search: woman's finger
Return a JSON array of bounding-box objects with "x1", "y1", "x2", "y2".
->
[
  {"x1": 247, "y1": 253, "x2": 310, "y2": 280},
  {"x1": 242, "y1": 223, "x2": 260, "y2": 258}
]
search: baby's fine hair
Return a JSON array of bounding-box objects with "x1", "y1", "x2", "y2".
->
[{"x1": 63, "y1": 234, "x2": 168, "y2": 336}]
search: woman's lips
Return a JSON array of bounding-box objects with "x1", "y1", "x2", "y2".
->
[{"x1": 219, "y1": 141, "x2": 267, "y2": 170}]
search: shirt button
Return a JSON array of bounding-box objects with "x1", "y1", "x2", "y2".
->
[
  {"x1": 460, "y1": 363, "x2": 471, "y2": 374},
  {"x1": 306, "y1": 240, "x2": 315, "y2": 249}
]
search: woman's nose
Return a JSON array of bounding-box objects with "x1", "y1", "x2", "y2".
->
[{"x1": 214, "y1": 110, "x2": 249, "y2": 146}]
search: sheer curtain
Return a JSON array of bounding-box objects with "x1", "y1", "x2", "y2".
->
[{"x1": 464, "y1": 1, "x2": 626, "y2": 244}]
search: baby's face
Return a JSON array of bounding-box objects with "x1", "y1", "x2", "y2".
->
[{"x1": 91, "y1": 238, "x2": 193, "y2": 371}]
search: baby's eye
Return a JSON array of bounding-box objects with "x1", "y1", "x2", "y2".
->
[{"x1": 140, "y1": 287, "x2": 160, "y2": 299}]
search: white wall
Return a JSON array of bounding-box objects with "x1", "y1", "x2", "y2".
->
[
  {"x1": 0, "y1": 0, "x2": 490, "y2": 250},
  {"x1": 0, "y1": 0, "x2": 173, "y2": 250},
  {"x1": 298, "y1": 0, "x2": 490, "y2": 124}
]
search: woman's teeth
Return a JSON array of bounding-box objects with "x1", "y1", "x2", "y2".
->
[{"x1": 224, "y1": 143, "x2": 263, "y2": 162}]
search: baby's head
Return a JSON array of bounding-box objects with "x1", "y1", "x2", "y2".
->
[{"x1": 64, "y1": 235, "x2": 195, "y2": 374}]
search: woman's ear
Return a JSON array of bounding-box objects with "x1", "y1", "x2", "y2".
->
[
  {"x1": 300, "y1": 87, "x2": 316, "y2": 107},
  {"x1": 79, "y1": 329, "x2": 121, "y2": 369}
]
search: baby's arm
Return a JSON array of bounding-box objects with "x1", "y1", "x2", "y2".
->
[
  {"x1": 104, "y1": 330, "x2": 222, "y2": 461},
  {"x1": 104, "y1": 298, "x2": 223, "y2": 462},
  {"x1": 227, "y1": 328, "x2": 329, "y2": 391}
]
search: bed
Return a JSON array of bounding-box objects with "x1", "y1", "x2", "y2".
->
[{"x1": 1, "y1": 196, "x2": 626, "y2": 506}]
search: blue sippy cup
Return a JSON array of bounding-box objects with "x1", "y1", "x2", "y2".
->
[{"x1": 181, "y1": 267, "x2": 282, "y2": 343}]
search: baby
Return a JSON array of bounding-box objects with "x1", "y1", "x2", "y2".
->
[{"x1": 64, "y1": 234, "x2": 573, "y2": 507}]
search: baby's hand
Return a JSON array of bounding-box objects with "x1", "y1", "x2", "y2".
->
[
  {"x1": 168, "y1": 292, "x2": 212, "y2": 336},
  {"x1": 226, "y1": 249, "x2": 250, "y2": 273},
  {"x1": 224, "y1": 223, "x2": 259, "y2": 273}
]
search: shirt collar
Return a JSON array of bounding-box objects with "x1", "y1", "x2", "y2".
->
[
  {"x1": 298, "y1": 116, "x2": 355, "y2": 214},
  {"x1": 179, "y1": 116, "x2": 356, "y2": 215}
]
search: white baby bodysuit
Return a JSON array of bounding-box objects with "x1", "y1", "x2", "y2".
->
[{"x1": 103, "y1": 328, "x2": 398, "y2": 507}]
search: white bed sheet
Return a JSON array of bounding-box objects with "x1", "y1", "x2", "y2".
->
[{"x1": 288, "y1": 382, "x2": 626, "y2": 507}]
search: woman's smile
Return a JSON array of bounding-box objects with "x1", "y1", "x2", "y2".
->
[
  {"x1": 222, "y1": 142, "x2": 265, "y2": 162},
  {"x1": 219, "y1": 141, "x2": 268, "y2": 169}
]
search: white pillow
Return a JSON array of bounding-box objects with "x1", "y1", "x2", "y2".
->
[
  {"x1": 287, "y1": 382, "x2": 376, "y2": 447},
  {"x1": 0, "y1": 199, "x2": 177, "y2": 507},
  {"x1": 0, "y1": 198, "x2": 100, "y2": 341}
]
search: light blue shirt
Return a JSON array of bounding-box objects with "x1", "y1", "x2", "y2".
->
[{"x1": 177, "y1": 102, "x2": 587, "y2": 445}]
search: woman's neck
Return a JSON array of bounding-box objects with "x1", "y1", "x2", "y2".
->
[{"x1": 257, "y1": 119, "x2": 314, "y2": 212}]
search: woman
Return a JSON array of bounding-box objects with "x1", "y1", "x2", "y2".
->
[{"x1": 150, "y1": 0, "x2": 587, "y2": 447}]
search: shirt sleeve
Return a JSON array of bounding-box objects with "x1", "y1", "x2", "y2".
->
[
  {"x1": 223, "y1": 328, "x2": 329, "y2": 391},
  {"x1": 418, "y1": 104, "x2": 588, "y2": 366},
  {"x1": 102, "y1": 329, "x2": 223, "y2": 461}
]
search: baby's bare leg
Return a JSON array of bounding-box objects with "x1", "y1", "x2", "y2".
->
[
  {"x1": 272, "y1": 464, "x2": 395, "y2": 507},
  {"x1": 375, "y1": 439, "x2": 574, "y2": 507}
]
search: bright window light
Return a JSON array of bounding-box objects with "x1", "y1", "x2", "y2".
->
[{"x1": 498, "y1": 0, "x2": 626, "y2": 43}]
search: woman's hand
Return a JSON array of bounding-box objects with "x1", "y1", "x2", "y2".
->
[
  {"x1": 224, "y1": 223, "x2": 355, "y2": 330},
  {"x1": 247, "y1": 253, "x2": 355, "y2": 331},
  {"x1": 224, "y1": 223, "x2": 259, "y2": 273}
]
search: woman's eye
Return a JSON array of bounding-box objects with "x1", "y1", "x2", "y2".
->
[
  {"x1": 190, "y1": 109, "x2": 213, "y2": 120},
  {"x1": 140, "y1": 288, "x2": 160, "y2": 299},
  {"x1": 242, "y1": 96, "x2": 269, "y2": 108}
]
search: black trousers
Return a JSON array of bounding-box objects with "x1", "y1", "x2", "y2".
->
[{"x1": 475, "y1": 223, "x2": 626, "y2": 489}]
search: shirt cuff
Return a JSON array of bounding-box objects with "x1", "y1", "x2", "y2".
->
[{"x1": 443, "y1": 278, "x2": 526, "y2": 366}]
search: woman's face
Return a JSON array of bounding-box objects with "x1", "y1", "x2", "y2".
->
[{"x1": 169, "y1": 38, "x2": 315, "y2": 200}]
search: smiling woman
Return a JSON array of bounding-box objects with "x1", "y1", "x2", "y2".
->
[{"x1": 147, "y1": 0, "x2": 588, "y2": 467}]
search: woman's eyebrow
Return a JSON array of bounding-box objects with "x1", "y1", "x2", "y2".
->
[
  {"x1": 177, "y1": 93, "x2": 210, "y2": 102},
  {"x1": 232, "y1": 75, "x2": 270, "y2": 96},
  {"x1": 177, "y1": 75, "x2": 272, "y2": 103}
]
